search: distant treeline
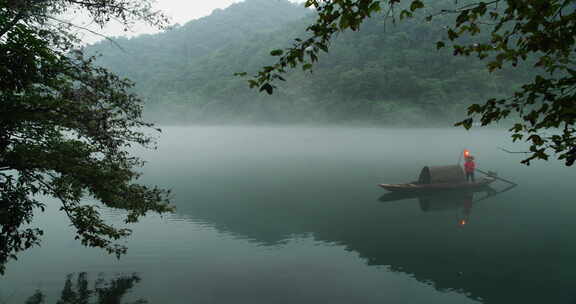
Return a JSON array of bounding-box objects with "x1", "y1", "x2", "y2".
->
[{"x1": 86, "y1": 0, "x2": 534, "y2": 126}]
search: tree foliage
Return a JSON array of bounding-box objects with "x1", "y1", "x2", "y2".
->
[
  {"x1": 0, "y1": 0, "x2": 172, "y2": 274},
  {"x1": 249, "y1": 0, "x2": 576, "y2": 165}
]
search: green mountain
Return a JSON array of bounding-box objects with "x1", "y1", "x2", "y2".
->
[
  {"x1": 87, "y1": 0, "x2": 532, "y2": 125},
  {"x1": 87, "y1": 0, "x2": 308, "y2": 99}
]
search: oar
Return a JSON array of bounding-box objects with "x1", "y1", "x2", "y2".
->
[{"x1": 475, "y1": 168, "x2": 517, "y2": 186}]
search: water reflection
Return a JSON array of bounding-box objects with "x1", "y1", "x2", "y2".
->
[
  {"x1": 23, "y1": 273, "x2": 145, "y2": 304},
  {"x1": 169, "y1": 181, "x2": 541, "y2": 302},
  {"x1": 378, "y1": 185, "x2": 516, "y2": 227},
  {"x1": 419, "y1": 191, "x2": 476, "y2": 227},
  {"x1": 96, "y1": 127, "x2": 576, "y2": 303},
  {"x1": 4, "y1": 127, "x2": 576, "y2": 304}
]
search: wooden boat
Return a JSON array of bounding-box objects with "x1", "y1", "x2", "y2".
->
[
  {"x1": 379, "y1": 178, "x2": 495, "y2": 193},
  {"x1": 379, "y1": 165, "x2": 498, "y2": 193},
  {"x1": 378, "y1": 185, "x2": 494, "y2": 202}
]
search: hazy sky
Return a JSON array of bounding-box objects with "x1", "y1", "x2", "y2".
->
[{"x1": 73, "y1": 0, "x2": 305, "y2": 44}]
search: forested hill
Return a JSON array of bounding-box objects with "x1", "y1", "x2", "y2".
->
[
  {"x1": 86, "y1": 0, "x2": 308, "y2": 104},
  {"x1": 87, "y1": 0, "x2": 532, "y2": 125}
]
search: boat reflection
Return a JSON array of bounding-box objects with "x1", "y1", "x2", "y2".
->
[{"x1": 378, "y1": 184, "x2": 517, "y2": 227}]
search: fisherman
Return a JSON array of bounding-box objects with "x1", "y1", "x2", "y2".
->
[{"x1": 464, "y1": 155, "x2": 476, "y2": 182}]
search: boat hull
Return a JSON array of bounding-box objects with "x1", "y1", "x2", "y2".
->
[{"x1": 379, "y1": 178, "x2": 495, "y2": 193}]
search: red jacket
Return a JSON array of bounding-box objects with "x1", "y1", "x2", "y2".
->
[{"x1": 464, "y1": 160, "x2": 476, "y2": 173}]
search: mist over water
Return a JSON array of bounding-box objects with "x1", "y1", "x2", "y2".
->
[{"x1": 2, "y1": 126, "x2": 575, "y2": 304}]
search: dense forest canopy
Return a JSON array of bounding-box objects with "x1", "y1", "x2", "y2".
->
[{"x1": 86, "y1": 0, "x2": 532, "y2": 126}]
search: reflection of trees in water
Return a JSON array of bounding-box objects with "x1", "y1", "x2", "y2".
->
[
  {"x1": 24, "y1": 273, "x2": 146, "y2": 304},
  {"x1": 180, "y1": 184, "x2": 576, "y2": 303}
]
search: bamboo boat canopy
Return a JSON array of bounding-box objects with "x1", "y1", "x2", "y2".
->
[{"x1": 418, "y1": 165, "x2": 465, "y2": 184}]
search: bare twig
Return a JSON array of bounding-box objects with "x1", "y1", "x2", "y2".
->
[
  {"x1": 42, "y1": 15, "x2": 126, "y2": 51},
  {"x1": 498, "y1": 146, "x2": 530, "y2": 154}
]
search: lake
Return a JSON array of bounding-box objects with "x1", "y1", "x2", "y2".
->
[{"x1": 1, "y1": 126, "x2": 575, "y2": 304}]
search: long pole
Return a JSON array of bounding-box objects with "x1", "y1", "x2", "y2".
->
[
  {"x1": 457, "y1": 148, "x2": 465, "y2": 165},
  {"x1": 475, "y1": 168, "x2": 517, "y2": 186}
]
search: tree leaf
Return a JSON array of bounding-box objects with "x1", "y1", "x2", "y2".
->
[
  {"x1": 270, "y1": 49, "x2": 284, "y2": 56},
  {"x1": 260, "y1": 83, "x2": 274, "y2": 95}
]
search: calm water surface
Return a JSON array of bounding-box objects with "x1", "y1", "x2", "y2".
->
[{"x1": 1, "y1": 126, "x2": 575, "y2": 304}]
